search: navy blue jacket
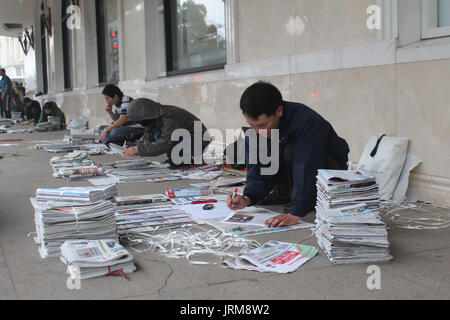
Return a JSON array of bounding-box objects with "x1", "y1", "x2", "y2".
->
[{"x1": 244, "y1": 101, "x2": 350, "y2": 217}]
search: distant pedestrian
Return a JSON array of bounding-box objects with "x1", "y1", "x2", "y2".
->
[{"x1": 0, "y1": 68, "x2": 13, "y2": 118}]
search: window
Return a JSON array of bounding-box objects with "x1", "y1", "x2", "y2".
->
[
  {"x1": 438, "y1": 0, "x2": 450, "y2": 27},
  {"x1": 96, "y1": 0, "x2": 120, "y2": 84},
  {"x1": 164, "y1": 0, "x2": 226, "y2": 75},
  {"x1": 62, "y1": 0, "x2": 74, "y2": 90},
  {"x1": 422, "y1": 0, "x2": 450, "y2": 39}
]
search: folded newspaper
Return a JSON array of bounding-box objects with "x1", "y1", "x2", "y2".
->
[
  {"x1": 224, "y1": 241, "x2": 318, "y2": 273},
  {"x1": 61, "y1": 240, "x2": 136, "y2": 280},
  {"x1": 114, "y1": 194, "x2": 169, "y2": 206},
  {"x1": 36, "y1": 185, "x2": 117, "y2": 203}
]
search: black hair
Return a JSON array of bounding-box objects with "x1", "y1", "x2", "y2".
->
[
  {"x1": 43, "y1": 101, "x2": 57, "y2": 110},
  {"x1": 0, "y1": 68, "x2": 5, "y2": 73},
  {"x1": 240, "y1": 81, "x2": 283, "y2": 120},
  {"x1": 102, "y1": 84, "x2": 123, "y2": 99},
  {"x1": 23, "y1": 97, "x2": 32, "y2": 104}
]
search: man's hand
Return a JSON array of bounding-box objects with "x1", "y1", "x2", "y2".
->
[
  {"x1": 99, "y1": 127, "x2": 110, "y2": 142},
  {"x1": 265, "y1": 214, "x2": 300, "y2": 228},
  {"x1": 227, "y1": 194, "x2": 251, "y2": 210},
  {"x1": 105, "y1": 104, "x2": 113, "y2": 113},
  {"x1": 123, "y1": 146, "x2": 139, "y2": 158}
]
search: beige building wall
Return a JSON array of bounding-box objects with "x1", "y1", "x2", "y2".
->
[
  {"x1": 36, "y1": 0, "x2": 450, "y2": 207},
  {"x1": 237, "y1": 0, "x2": 378, "y2": 62}
]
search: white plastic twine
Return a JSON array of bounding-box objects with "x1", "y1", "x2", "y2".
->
[
  {"x1": 380, "y1": 201, "x2": 450, "y2": 230},
  {"x1": 121, "y1": 225, "x2": 261, "y2": 266}
]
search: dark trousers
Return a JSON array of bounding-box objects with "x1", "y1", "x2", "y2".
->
[
  {"x1": 281, "y1": 142, "x2": 348, "y2": 196},
  {"x1": 1, "y1": 96, "x2": 12, "y2": 118},
  {"x1": 98, "y1": 125, "x2": 145, "y2": 145}
]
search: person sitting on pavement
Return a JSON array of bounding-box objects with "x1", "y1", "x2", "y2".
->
[
  {"x1": 19, "y1": 97, "x2": 41, "y2": 125},
  {"x1": 98, "y1": 84, "x2": 145, "y2": 145},
  {"x1": 227, "y1": 81, "x2": 350, "y2": 228},
  {"x1": 123, "y1": 98, "x2": 211, "y2": 166},
  {"x1": 39, "y1": 101, "x2": 67, "y2": 129}
]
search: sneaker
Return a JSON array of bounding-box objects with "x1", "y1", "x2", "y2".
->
[{"x1": 256, "y1": 183, "x2": 291, "y2": 205}]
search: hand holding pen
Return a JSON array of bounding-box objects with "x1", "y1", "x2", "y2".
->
[{"x1": 227, "y1": 188, "x2": 251, "y2": 210}]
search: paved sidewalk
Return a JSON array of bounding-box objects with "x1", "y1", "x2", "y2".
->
[{"x1": 0, "y1": 129, "x2": 449, "y2": 300}]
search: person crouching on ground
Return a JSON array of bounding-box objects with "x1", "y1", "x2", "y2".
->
[
  {"x1": 98, "y1": 84, "x2": 145, "y2": 145},
  {"x1": 227, "y1": 81, "x2": 350, "y2": 228},
  {"x1": 19, "y1": 97, "x2": 41, "y2": 125},
  {"x1": 123, "y1": 98, "x2": 211, "y2": 165},
  {"x1": 39, "y1": 101, "x2": 67, "y2": 129}
]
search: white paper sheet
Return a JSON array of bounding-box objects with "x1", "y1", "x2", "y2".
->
[{"x1": 181, "y1": 201, "x2": 234, "y2": 220}]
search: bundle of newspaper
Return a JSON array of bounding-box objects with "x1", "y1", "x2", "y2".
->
[
  {"x1": 69, "y1": 129, "x2": 96, "y2": 145},
  {"x1": 316, "y1": 170, "x2": 380, "y2": 210},
  {"x1": 53, "y1": 165, "x2": 105, "y2": 180},
  {"x1": 115, "y1": 201, "x2": 196, "y2": 234},
  {"x1": 315, "y1": 170, "x2": 392, "y2": 264},
  {"x1": 50, "y1": 151, "x2": 93, "y2": 171},
  {"x1": 31, "y1": 199, "x2": 117, "y2": 258},
  {"x1": 114, "y1": 194, "x2": 169, "y2": 206},
  {"x1": 35, "y1": 116, "x2": 61, "y2": 132},
  {"x1": 224, "y1": 241, "x2": 318, "y2": 273},
  {"x1": 36, "y1": 185, "x2": 118, "y2": 203},
  {"x1": 36, "y1": 140, "x2": 80, "y2": 153},
  {"x1": 61, "y1": 240, "x2": 136, "y2": 280},
  {"x1": 106, "y1": 160, "x2": 181, "y2": 183},
  {"x1": 79, "y1": 143, "x2": 110, "y2": 155}
]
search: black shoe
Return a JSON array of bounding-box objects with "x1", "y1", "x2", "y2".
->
[{"x1": 256, "y1": 184, "x2": 291, "y2": 205}]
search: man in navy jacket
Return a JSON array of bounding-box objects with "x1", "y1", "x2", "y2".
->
[{"x1": 227, "y1": 82, "x2": 350, "y2": 227}]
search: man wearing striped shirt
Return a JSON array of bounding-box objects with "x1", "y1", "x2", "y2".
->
[{"x1": 99, "y1": 85, "x2": 145, "y2": 145}]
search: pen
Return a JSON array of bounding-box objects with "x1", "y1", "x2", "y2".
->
[
  {"x1": 232, "y1": 188, "x2": 238, "y2": 200},
  {"x1": 191, "y1": 200, "x2": 218, "y2": 205},
  {"x1": 123, "y1": 140, "x2": 128, "y2": 149}
]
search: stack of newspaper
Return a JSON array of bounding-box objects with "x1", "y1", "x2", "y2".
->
[
  {"x1": 53, "y1": 165, "x2": 105, "y2": 180},
  {"x1": 61, "y1": 240, "x2": 136, "y2": 280},
  {"x1": 315, "y1": 170, "x2": 392, "y2": 264},
  {"x1": 114, "y1": 194, "x2": 169, "y2": 206},
  {"x1": 106, "y1": 161, "x2": 181, "y2": 183},
  {"x1": 115, "y1": 201, "x2": 196, "y2": 234},
  {"x1": 50, "y1": 151, "x2": 93, "y2": 171},
  {"x1": 36, "y1": 185, "x2": 118, "y2": 203},
  {"x1": 80, "y1": 143, "x2": 110, "y2": 155},
  {"x1": 36, "y1": 140, "x2": 80, "y2": 153},
  {"x1": 69, "y1": 129, "x2": 96, "y2": 145},
  {"x1": 31, "y1": 198, "x2": 117, "y2": 258},
  {"x1": 35, "y1": 116, "x2": 61, "y2": 132},
  {"x1": 224, "y1": 241, "x2": 318, "y2": 273}
]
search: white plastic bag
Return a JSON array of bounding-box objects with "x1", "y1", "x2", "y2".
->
[
  {"x1": 67, "y1": 117, "x2": 88, "y2": 130},
  {"x1": 357, "y1": 135, "x2": 409, "y2": 200}
]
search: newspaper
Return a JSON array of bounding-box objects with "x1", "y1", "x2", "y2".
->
[
  {"x1": 115, "y1": 202, "x2": 196, "y2": 234},
  {"x1": 31, "y1": 198, "x2": 117, "y2": 258},
  {"x1": 61, "y1": 240, "x2": 136, "y2": 280},
  {"x1": 221, "y1": 208, "x2": 279, "y2": 227},
  {"x1": 315, "y1": 170, "x2": 392, "y2": 264},
  {"x1": 114, "y1": 194, "x2": 169, "y2": 206},
  {"x1": 36, "y1": 185, "x2": 117, "y2": 203},
  {"x1": 224, "y1": 241, "x2": 318, "y2": 273}
]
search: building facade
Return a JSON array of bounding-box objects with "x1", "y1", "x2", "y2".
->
[{"x1": 29, "y1": 0, "x2": 450, "y2": 206}]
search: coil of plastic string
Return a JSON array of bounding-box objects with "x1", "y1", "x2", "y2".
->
[
  {"x1": 380, "y1": 201, "x2": 450, "y2": 230},
  {"x1": 121, "y1": 225, "x2": 262, "y2": 266}
]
